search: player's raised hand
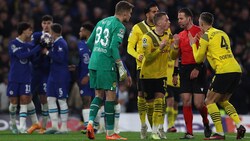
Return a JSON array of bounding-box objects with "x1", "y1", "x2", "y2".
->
[
  {"x1": 188, "y1": 32, "x2": 196, "y2": 46},
  {"x1": 188, "y1": 31, "x2": 203, "y2": 46},
  {"x1": 173, "y1": 34, "x2": 180, "y2": 47},
  {"x1": 160, "y1": 39, "x2": 167, "y2": 51}
]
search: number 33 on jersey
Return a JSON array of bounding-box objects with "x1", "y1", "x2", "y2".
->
[{"x1": 87, "y1": 16, "x2": 126, "y2": 71}]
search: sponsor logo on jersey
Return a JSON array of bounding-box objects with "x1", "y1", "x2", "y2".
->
[{"x1": 117, "y1": 28, "x2": 124, "y2": 38}]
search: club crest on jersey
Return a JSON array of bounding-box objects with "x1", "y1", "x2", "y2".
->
[
  {"x1": 83, "y1": 53, "x2": 90, "y2": 64},
  {"x1": 11, "y1": 44, "x2": 19, "y2": 53},
  {"x1": 142, "y1": 38, "x2": 148, "y2": 48}
]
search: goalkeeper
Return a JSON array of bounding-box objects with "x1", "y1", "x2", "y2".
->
[{"x1": 85, "y1": 1, "x2": 134, "y2": 140}]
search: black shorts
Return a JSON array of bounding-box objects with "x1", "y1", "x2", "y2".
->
[
  {"x1": 141, "y1": 77, "x2": 167, "y2": 100},
  {"x1": 166, "y1": 85, "x2": 180, "y2": 102},
  {"x1": 136, "y1": 70, "x2": 143, "y2": 91},
  {"x1": 210, "y1": 72, "x2": 241, "y2": 94},
  {"x1": 179, "y1": 64, "x2": 207, "y2": 94}
]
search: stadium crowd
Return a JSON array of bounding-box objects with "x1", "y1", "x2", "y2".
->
[{"x1": 0, "y1": 0, "x2": 250, "y2": 114}]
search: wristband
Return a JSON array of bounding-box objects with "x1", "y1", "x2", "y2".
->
[
  {"x1": 172, "y1": 67, "x2": 179, "y2": 76},
  {"x1": 195, "y1": 63, "x2": 204, "y2": 71},
  {"x1": 46, "y1": 51, "x2": 49, "y2": 55}
]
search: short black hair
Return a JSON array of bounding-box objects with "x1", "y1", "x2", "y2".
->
[
  {"x1": 82, "y1": 23, "x2": 94, "y2": 32},
  {"x1": 51, "y1": 23, "x2": 62, "y2": 34},
  {"x1": 17, "y1": 22, "x2": 32, "y2": 35},
  {"x1": 144, "y1": 2, "x2": 158, "y2": 15},
  {"x1": 178, "y1": 8, "x2": 193, "y2": 18},
  {"x1": 200, "y1": 12, "x2": 214, "y2": 25},
  {"x1": 42, "y1": 15, "x2": 53, "y2": 22}
]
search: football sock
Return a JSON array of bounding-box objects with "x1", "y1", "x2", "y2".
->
[
  {"x1": 166, "y1": 106, "x2": 175, "y2": 128},
  {"x1": 48, "y1": 97, "x2": 59, "y2": 130},
  {"x1": 159, "y1": 101, "x2": 165, "y2": 129},
  {"x1": 9, "y1": 103, "x2": 17, "y2": 125},
  {"x1": 147, "y1": 102, "x2": 154, "y2": 128},
  {"x1": 41, "y1": 103, "x2": 49, "y2": 129},
  {"x1": 105, "y1": 101, "x2": 115, "y2": 136},
  {"x1": 82, "y1": 109, "x2": 90, "y2": 127},
  {"x1": 137, "y1": 96, "x2": 147, "y2": 127},
  {"x1": 198, "y1": 105, "x2": 209, "y2": 125},
  {"x1": 114, "y1": 103, "x2": 121, "y2": 134},
  {"x1": 94, "y1": 106, "x2": 104, "y2": 130},
  {"x1": 27, "y1": 101, "x2": 39, "y2": 124},
  {"x1": 207, "y1": 103, "x2": 224, "y2": 135},
  {"x1": 152, "y1": 98, "x2": 163, "y2": 133},
  {"x1": 183, "y1": 105, "x2": 193, "y2": 134},
  {"x1": 98, "y1": 106, "x2": 105, "y2": 131},
  {"x1": 19, "y1": 104, "x2": 28, "y2": 130},
  {"x1": 58, "y1": 99, "x2": 68, "y2": 131},
  {"x1": 89, "y1": 97, "x2": 102, "y2": 122},
  {"x1": 219, "y1": 100, "x2": 241, "y2": 127},
  {"x1": 173, "y1": 109, "x2": 178, "y2": 125}
]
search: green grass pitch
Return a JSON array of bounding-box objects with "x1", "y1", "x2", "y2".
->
[{"x1": 0, "y1": 131, "x2": 249, "y2": 141}]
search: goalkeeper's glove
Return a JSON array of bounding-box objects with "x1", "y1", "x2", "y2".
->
[{"x1": 116, "y1": 60, "x2": 127, "y2": 81}]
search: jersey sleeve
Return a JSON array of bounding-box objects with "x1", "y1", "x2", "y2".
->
[
  {"x1": 48, "y1": 42, "x2": 67, "y2": 63},
  {"x1": 142, "y1": 34, "x2": 161, "y2": 63},
  {"x1": 31, "y1": 32, "x2": 40, "y2": 46},
  {"x1": 127, "y1": 25, "x2": 140, "y2": 59},
  {"x1": 10, "y1": 43, "x2": 41, "y2": 59},
  {"x1": 192, "y1": 33, "x2": 208, "y2": 63},
  {"x1": 81, "y1": 44, "x2": 91, "y2": 78},
  {"x1": 110, "y1": 25, "x2": 126, "y2": 61}
]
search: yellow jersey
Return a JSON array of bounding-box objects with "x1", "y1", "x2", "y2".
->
[
  {"x1": 167, "y1": 59, "x2": 180, "y2": 87},
  {"x1": 192, "y1": 27, "x2": 241, "y2": 74},
  {"x1": 127, "y1": 21, "x2": 154, "y2": 70},
  {"x1": 140, "y1": 30, "x2": 173, "y2": 79}
]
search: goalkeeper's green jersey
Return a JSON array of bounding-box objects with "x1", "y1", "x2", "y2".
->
[{"x1": 87, "y1": 16, "x2": 125, "y2": 71}]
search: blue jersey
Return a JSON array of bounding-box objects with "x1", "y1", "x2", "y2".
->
[
  {"x1": 78, "y1": 40, "x2": 91, "y2": 80},
  {"x1": 8, "y1": 38, "x2": 41, "y2": 83},
  {"x1": 47, "y1": 36, "x2": 70, "y2": 82},
  {"x1": 78, "y1": 40, "x2": 94, "y2": 97},
  {"x1": 31, "y1": 31, "x2": 50, "y2": 75}
]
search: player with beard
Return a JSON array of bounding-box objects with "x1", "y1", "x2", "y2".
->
[{"x1": 170, "y1": 8, "x2": 211, "y2": 139}]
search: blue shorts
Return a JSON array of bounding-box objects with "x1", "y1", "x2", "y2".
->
[
  {"x1": 7, "y1": 82, "x2": 31, "y2": 97},
  {"x1": 47, "y1": 80, "x2": 69, "y2": 99},
  {"x1": 31, "y1": 75, "x2": 48, "y2": 95},
  {"x1": 79, "y1": 83, "x2": 95, "y2": 97}
]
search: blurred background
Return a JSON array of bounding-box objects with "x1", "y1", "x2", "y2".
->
[{"x1": 0, "y1": 0, "x2": 250, "y2": 115}]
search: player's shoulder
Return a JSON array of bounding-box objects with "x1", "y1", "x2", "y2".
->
[
  {"x1": 143, "y1": 30, "x2": 153, "y2": 42},
  {"x1": 193, "y1": 25, "x2": 201, "y2": 30},
  {"x1": 178, "y1": 30, "x2": 186, "y2": 36},
  {"x1": 189, "y1": 25, "x2": 201, "y2": 34},
  {"x1": 32, "y1": 31, "x2": 42, "y2": 37},
  {"x1": 78, "y1": 40, "x2": 87, "y2": 48}
]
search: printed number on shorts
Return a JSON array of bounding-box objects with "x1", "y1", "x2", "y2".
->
[
  {"x1": 25, "y1": 84, "x2": 31, "y2": 93},
  {"x1": 59, "y1": 88, "x2": 63, "y2": 97}
]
